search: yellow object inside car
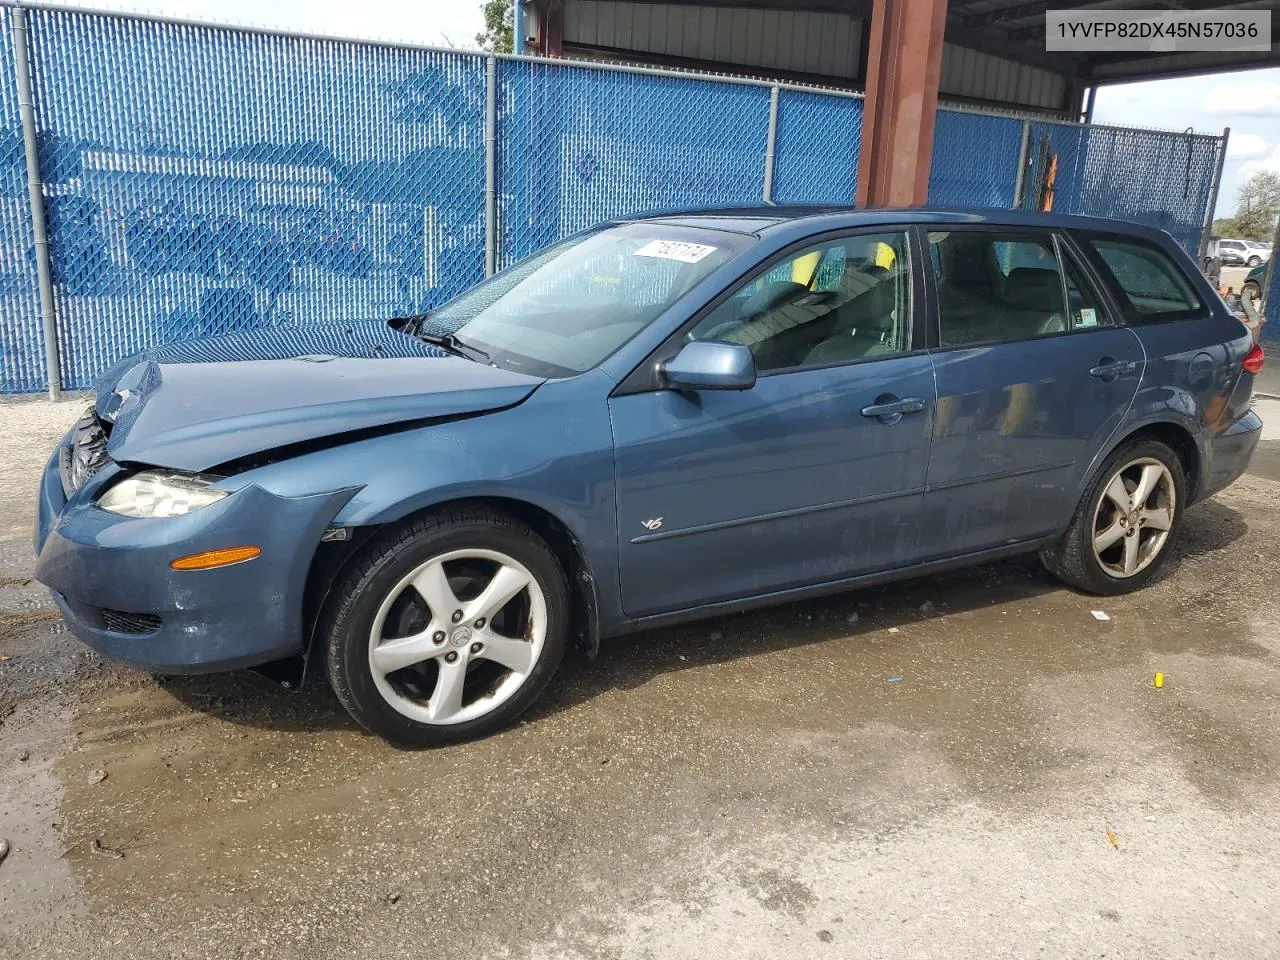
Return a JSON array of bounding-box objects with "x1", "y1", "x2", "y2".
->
[{"x1": 791, "y1": 243, "x2": 896, "y2": 286}]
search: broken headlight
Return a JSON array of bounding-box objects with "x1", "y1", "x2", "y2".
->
[{"x1": 97, "y1": 471, "x2": 228, "y2": 518}]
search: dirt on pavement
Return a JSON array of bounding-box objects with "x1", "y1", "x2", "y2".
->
[{"x1": 2, "y1": 394, "x2": 1280, "y2": 959}]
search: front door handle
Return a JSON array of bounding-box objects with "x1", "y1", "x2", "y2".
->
[
  {"x1": 861, "y1": 395, "x2": 925, "y2": 422},
  {"x1": 1089, "y1": 357, "x2": 1138, "y2": 381}
]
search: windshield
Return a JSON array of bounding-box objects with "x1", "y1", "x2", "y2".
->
[{"x1": 408, "y1": 223, "x2": 749, "y2": 377}]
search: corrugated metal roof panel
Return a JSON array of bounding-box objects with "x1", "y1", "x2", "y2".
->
[
  {"x1": 564, "y1": 0, "x2": 861, "y2": 79},
  {"x1": 940, "y1": 43, "x2": 1067, "y2": 110}
]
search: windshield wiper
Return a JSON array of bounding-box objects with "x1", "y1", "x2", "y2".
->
[{"x1": 398, "y1": 316, "x2": 491, "y2": 363}]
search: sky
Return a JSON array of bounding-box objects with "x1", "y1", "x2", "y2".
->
[{"x1": 37, "y1": 0, "x2": 1280, "y2": 221}]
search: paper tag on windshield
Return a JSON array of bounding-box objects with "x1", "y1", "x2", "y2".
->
[{"x1": 634, "y1": 240, "x2": 718, "y2": 264}]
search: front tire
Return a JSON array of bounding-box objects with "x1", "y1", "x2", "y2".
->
[
  {"x1": 1248, "y1": 256, "x2": 1262, "y2": 267},
  {"x1": 1041, "y1": 439, "x2": 1185, "y2": 595},
  {"x1": 321, "y1": 507, "x2": 569, "y2": 747}
]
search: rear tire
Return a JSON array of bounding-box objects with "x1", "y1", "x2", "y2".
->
[
  {"x1": 1248, "y1": 256, "x2": 1262, "y2": 267},
  {"x1": 1041, "y1": 438, "x2": 1185, "y2": 596},
  {"x1": 320, "y1": 507, "x2": 569, "y2": 747}
]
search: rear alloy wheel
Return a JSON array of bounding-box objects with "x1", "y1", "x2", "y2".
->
[
  {"x1": 1089, "y1": 458, "x2": 1176, "y2": 579},
  {"x1": 1041, "y1": 439, "x2": 1185, "y2": 595},
  {"x1": 323, "y1": 509, "x2": 568, "y2": 746}
]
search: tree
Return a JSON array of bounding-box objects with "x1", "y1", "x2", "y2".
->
[
  {"x1": 476, "y1": 0, "x2": 513, "y2": 52},
  {"x1": 1222, "y1": 170, "x2": 1280, "y2": 240}
]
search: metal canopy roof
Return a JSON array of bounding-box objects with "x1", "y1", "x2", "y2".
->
[
  {"x1": 589, "y1": 0, "x2": 1280, "y2": 83},
  {"x1": 945, "y1": 0, "x2": 1280, "y2": 82}
]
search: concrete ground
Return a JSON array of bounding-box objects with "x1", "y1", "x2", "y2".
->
[
  {"x1": 1219, "y1": 264, "x2": 1253, "y2": 297},
  {"x1": 2, "y1": 391, "x2": 1280, "y2": 960}
]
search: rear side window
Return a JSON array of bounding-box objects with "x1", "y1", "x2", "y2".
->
[
  {"x1": 1088, "y1": 237, "x2": 1204, "y2": 321},
  {"x1": 929, "y1": 229, "x2": 1105, "y2": 348}
]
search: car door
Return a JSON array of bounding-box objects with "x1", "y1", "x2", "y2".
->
[
  {"x1": 608, "y1": 229, "x2": 937, "y2": 618},
  {"x1": 1082, "y1": 231, "x2": 1255, "y2": 480},
  {"x1": 916, "y1": 226, "x2": 1144, "y2": 560}
]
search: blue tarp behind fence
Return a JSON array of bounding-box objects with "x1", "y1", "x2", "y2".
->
[{"x1": 0, "y1": 7, "x2": 1230, "y2": 393}]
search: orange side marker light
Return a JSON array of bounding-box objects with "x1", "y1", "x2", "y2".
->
[{"x1": 170, "y1": 546, "x2": 262, "y2": 571}]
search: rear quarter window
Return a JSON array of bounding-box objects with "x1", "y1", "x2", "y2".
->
[{"x1": 1086, "y1": 236, "x2": 1205, "y2": 322}]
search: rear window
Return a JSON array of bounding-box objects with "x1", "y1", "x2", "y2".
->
[{"x1": 1088, "y1": 237, "x2": 1204, "y2": 321}]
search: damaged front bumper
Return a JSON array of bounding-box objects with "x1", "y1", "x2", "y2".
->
[{"x1": 33, "y1": 436, "x2": 357, "y2": 674}]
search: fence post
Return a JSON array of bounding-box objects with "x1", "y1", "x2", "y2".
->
[
  {"x1": 484, "y1": 55, "x2": 497, "y2": 278},
  {"x1": 11, "y1": 7, "x2": 60, "y2": 401},
  {"x1": 1011, "y1": 119, "x2": 1032, "y2": 210},
  {"x1": 762, "y1": 84, "x2": 779, "y2": 204},
  {"x1": 1198, "y1": 126, "x2": 1230, "y2": 268}
]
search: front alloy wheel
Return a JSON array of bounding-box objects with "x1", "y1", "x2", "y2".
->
[
  {"x1": 369, "y1": 549, "x2": 546, "y2": 725},
  {"x1": 322, "y1": 508, "x2": 569, "y2": 746}
]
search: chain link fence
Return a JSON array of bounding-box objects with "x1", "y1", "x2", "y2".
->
[
  {"x1": 1266, "y1": 262, "x2": 1280, "y2": 346},
  {"x1": 24, "y1": 7, "x2": 487, "y2": 391},
  {"x1": 929, "y1": 108, "x2": 1025, "y2": 208},
  {"x1": 771, "y1": 88, "x2": 862, "y2": 205},
  {"x1": 0, "y1": 7, "x2": 41, "y2": 393},
  {"x1": 0, "y1": 4, "x2": 1230, "y2": 394},
  {"x1": 1021, "y1": 120, "x2": 1224, "y2": 258},
  {"x1": 496, "y1": 59, "x2": 771, "y2": 269}
]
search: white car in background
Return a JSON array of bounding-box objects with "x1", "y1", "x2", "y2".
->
[
  {"x1": 1244, "y1": 241, "x2": 1272, "y2": 266},
  {"x1": 1215, "y1": 238, "x2": 1250, "y2": 265}
]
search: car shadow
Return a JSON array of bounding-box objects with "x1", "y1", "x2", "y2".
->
[{"x1": 158, "y1": 497, "x2": 1249, "y2": 738}]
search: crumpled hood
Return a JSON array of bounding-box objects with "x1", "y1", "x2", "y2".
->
[{"x1": 94, "y1": 321, "x2": 544, "y2": 472}]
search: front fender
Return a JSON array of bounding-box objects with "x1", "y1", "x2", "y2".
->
[{"x1": 223, "y1": 374, "x2": 627, "y2": 633}]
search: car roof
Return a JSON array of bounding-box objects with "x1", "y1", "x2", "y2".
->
[{"x1": 619, "y1": 205, "x2": 1181, "y2": 244}]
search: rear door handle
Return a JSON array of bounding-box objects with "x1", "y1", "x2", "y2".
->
[
  {"x1": 1089, "y1": 358, "x2": 1137, "y2": 381},
  {"x1": 861, "y1": 395, "x2": 925, "y2": 421}
]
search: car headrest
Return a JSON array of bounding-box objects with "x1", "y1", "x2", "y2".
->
[
  {"x1": 945, "y1": 240, "x2": 993, "y2": 291},
  {"x1": 837, "y1": 260, "x2": 889, "y2": 300},
  {"x1": 1002, "y1": 268, "x2": 1064, "y2": 312}
]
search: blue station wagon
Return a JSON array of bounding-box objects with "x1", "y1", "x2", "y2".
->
[{"x1": 34, "y1": 207, "x2": 1264, "y2": 745}]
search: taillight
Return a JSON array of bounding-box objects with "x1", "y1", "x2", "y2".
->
[{"x1": 1243, "y1": 343, "x2": 1264, "y2": 375}]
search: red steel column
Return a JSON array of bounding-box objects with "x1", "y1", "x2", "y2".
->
[{"x1": 855, "y1": 0, "x2": 949, "y2": 208}]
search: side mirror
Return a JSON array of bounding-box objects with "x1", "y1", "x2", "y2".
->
[{"x1": 661, "y1": 341, "x2": 756, "y2": 392}]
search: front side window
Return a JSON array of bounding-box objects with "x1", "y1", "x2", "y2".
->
[
  {"x1": 415, "y1": 224, "x2": 750, "y2": 377},
  {"x1": 1089, "y1": 237, "x2": 1204, "y2": 320},
  {"x1": 688, "y1": 231, "x2": 911, "y2": 373},
  {"x1": 930, "y1": 230, "x2": 1104, "y2": 348}
]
